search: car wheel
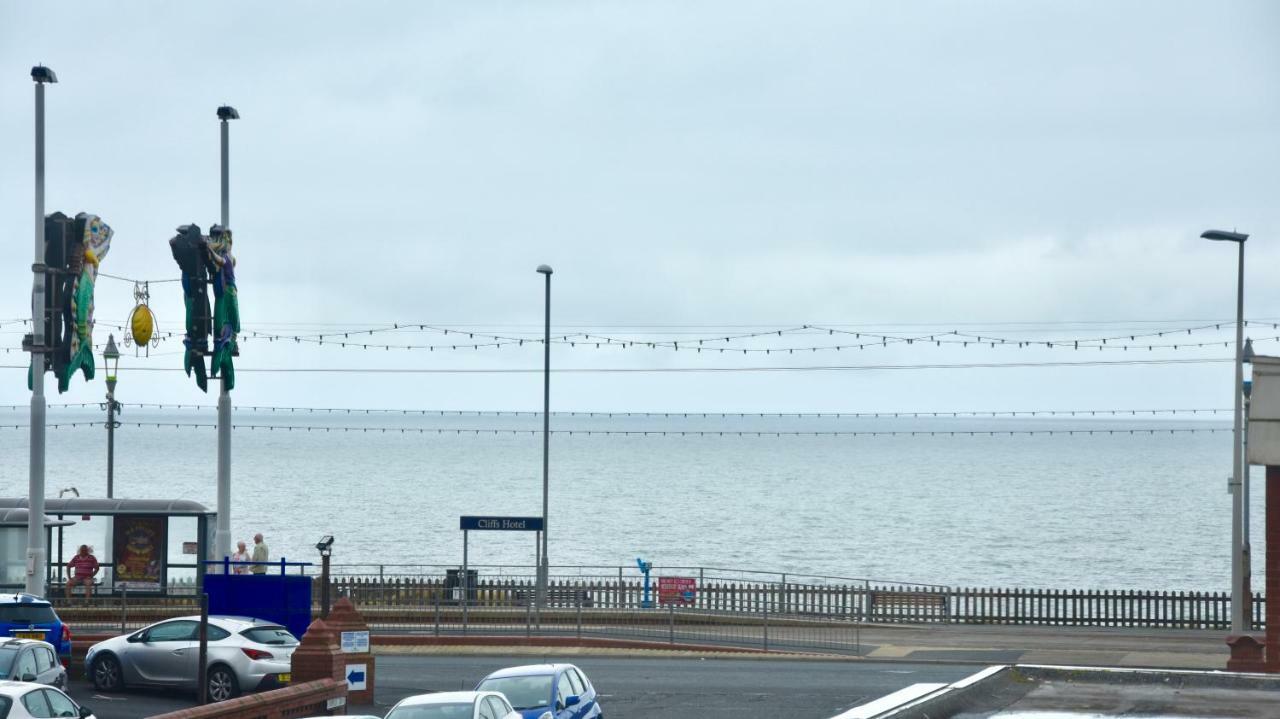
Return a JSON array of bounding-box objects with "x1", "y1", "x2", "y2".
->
[
  {"x1": 206, "y1": 665, "x2": 239, "y2": 702},
  {"x1": 92, "y1": 655, "x2": 123, "y2": 692}
]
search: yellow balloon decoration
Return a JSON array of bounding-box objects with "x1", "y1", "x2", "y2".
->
[
  {"x1": 130, "y1": 304, "x2": 155, "y2": 347},
  {"x1": 124, "y1": 281, "x2": 160, "y2": 355}
]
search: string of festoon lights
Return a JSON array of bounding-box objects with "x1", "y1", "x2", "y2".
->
[
  {"x1": 231, "y1": 321, "x2": 1280, "y2": 354},
  {"x1": 0, "y1": 403, "x2": 1232, "y2": 418},
  {"x1": 5, "y1": 316, "x2": 1280, "y2": 355},
  {"x1": 0, "y1": 421, "x2": 1231, "y2": 438}
]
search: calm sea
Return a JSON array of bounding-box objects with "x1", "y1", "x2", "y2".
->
[{"x1": 0, "y1": 409, "x2": 1255, "y2": 591}]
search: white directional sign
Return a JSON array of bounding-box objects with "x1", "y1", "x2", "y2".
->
[{"x1": 346, "y1": 664, "x2": 367, "y2": 691}]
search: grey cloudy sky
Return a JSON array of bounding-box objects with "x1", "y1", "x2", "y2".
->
[{"x1": 1, "y1": 0, "x2": 1278, "y2": 413}]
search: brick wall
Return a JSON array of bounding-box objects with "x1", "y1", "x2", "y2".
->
[{"x1": 146, "y1": 678, "x2": 348, "y2": 719}]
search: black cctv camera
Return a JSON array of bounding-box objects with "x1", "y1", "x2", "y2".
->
[{"x1": 316, "y1": 535, "x2": 334, "y2": 554}]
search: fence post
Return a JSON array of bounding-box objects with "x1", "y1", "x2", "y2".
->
[
  {"x1": 526, "y1": 596, "x2": 532, "y2": 639},
  {"x1": 577, "y1": 594, "x2": 583, "y2": 640},
  {"x1": 669, "y1": 602, "x2": 675, "y2": 645},
  {"x1": 781, "y1": 573, "x2": 787, "y2": 615},
  {"x1": 434, "y1": 591, "x2": 440, "y2": 637},
  {"x1": 618, "y1": 566, "x2": 623, "y2": 609},
  {"x1": 120, "y1": 585, "x2": 128, "y2": 635},
  {"x1": 763, "y1": 590, "x2": 769, "y2": 652}
]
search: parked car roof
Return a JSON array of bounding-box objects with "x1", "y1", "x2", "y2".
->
[
  {"x1": 0, "y1": 595, "x2": 51, "y2": 606},
  {"x1": 483, "y1": 663, "x2": 571, "y2": 679},
  {"x1": 0, "y1": 639, "x2": 49, "y2": 649}
]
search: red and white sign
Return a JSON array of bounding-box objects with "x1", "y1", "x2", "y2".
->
[{"x1": 657, "y1": 576, "x2": 697, "y2": 605}]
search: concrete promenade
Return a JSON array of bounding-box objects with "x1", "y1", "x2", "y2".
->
[{"x1": 368, "y1": 623, "x2": 1231, "y2": 670}]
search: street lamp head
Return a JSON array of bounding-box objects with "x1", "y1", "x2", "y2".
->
[
  {"x1": 536, "y1": 264, "x2": 553, "y2": 275},
  {"x1": 103, "y1": 334, "x2": 120, "y2": 391},
  {"x1": 217, "y1": 105, "x2": 240, "y2": 121},
  {"x1": 1201, "y1": 229, "x2": 1248, "y2": 243},
  {"x1": 315, "y1": 535, "x2": 334, "y2": 556},
  {"x1": 30, "y1": 66, "x2": 57, "y2": 84}
]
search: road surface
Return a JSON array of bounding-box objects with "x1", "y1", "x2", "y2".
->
[{"x1": 66, "y1": 654, "x2": 977, "y2": 718}]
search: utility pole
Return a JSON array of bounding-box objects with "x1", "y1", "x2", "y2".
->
[
  {"x1": 214, "y1": 106, "x2": 238, "y2": 564},
  {"x1": 536, "y1": 264, "x2": 553, "y2": 608},
  {"x1": 26, "y1": 65, "x2": 57, "y2": 597}
]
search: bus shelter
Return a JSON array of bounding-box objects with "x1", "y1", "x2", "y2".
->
[
  {"x1": 0, "y1": 498, "x2": 215, "y2": 597},
  {"x1": 0, "y1": 509, "x2": 74, "y2": 592}
]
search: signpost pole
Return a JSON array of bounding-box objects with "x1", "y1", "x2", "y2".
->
[
  {"x1": 462, "y1": 529, "x2": 469, "y2": 631},
  {"x1": 198, "y1": 592, "x2": 209, "y2": 704}
]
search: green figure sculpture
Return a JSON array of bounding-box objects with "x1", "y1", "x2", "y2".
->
[
  {"x1": 207, "y1": 225, "x2": 239, "y2": 390},
  {"x1": 29, "y1": 213, "x2": 112, "y2": 393}
]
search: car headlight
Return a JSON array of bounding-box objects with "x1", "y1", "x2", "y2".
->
[{"x1": 538, "y1": 713, "x2": 554, "y2": 719}]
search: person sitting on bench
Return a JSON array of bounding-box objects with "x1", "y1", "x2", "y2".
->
[{"x1": 65, "y1": 544, "x2": 100, "y2": 600}]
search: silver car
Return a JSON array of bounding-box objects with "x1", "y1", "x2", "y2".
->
[
  {"x1": 85, "y1": 615, "x2": 296, "y2": 702},
  {"x1": 0, "y1": 639, "x2": 66, "y2": 688}
]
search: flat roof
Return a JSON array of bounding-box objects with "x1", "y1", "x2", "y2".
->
[
  {"x1": 0, "y1": 498, "x2": 212, "y2": 517},
  {"x1": 0, "y1": 509, "x2": 74, "y2": 528}
]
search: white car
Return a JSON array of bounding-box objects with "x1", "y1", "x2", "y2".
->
[
  {"x1": 0, "y1": 639, "x2": 66, "y2": 688},
  {"x1": 385, "y1": 691, "x2": 521, "y2": 719},
  {"x1": 0, "y1": 680, "x2": 94, "y2": 718},
  {"x1": 85, "y1": 615, "x2": 296, "y2": 702}
]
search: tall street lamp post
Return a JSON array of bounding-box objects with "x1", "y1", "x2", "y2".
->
[
  {"x1": 1202, "y1": 228, "x2": 1249, "y2": 633},
  {"x1": 214, "y1": 105, "x2": 238, "y2": 564},
  {"x1": 102, "y1": 334, "x2": 121, "y2": 498},
  {"x1": 26, "y1": 65, "x2": 57, "y2": 597},
  {"x1": 536, "y1": 264, "x2": 553, "y2": 609}
]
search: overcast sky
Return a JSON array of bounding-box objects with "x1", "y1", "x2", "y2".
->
[{"x1": 1, "y1": 1, "x2": 1278, "y2": 413}]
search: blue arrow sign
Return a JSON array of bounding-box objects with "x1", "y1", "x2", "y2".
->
[{"x1": 347, "y1": 669, "x2": 365, "y2": 684}]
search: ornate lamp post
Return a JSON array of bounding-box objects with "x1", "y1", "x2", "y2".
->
[{"x1": 102, "y1": 334, "x2": 121, "y2": 498}]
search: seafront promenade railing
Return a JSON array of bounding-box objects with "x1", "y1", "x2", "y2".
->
[
  {"x1": 51, "y1": 564, "x2": 1266, "y2": 657},
  {"x1": 309, "y1": 564, "x2": 1262, "y2": 630}
]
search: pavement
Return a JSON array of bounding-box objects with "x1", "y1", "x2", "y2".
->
[
  {"x1": 60, "y1": 624, "x2": 1237, "y2": 717},
  {"x1": 847, "y1": 623, "x2": 1229, "y2": 669},
  {"x1": 372, "y1": 622, "x2": 1232, "y2": 670}
]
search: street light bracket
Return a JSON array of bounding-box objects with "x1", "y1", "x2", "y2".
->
[
  {"x1": 31, "y1": 66, "x2": 57, "y2": 84},
  {"x1": 1201, "y1": 229, "x2": 1249, "y2": 243}
]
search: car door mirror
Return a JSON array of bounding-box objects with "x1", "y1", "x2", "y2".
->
[
  {"x1": 79, "y1": 706, "x2": 93, "y2": 718},
  {"x1": 21, "y1": 672, "x2": 36, "y2": 682},
  {"x1": 564, "y1": 695, "x2": 581, "y2": 707}
]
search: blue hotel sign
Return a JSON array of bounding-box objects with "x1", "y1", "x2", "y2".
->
[{"x1": 460, "y1": 516, "x2": 544, "y2": 531}]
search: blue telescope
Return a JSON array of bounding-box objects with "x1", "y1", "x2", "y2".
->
[{"x1": 636, "y1": 557, "x2": 653, "y2": 608}]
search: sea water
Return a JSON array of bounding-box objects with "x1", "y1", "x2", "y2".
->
[{"x1": 0, "y1": 410, "x2": 1254, "y2": 591}]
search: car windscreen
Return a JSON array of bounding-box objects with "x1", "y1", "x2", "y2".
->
[
  {"x1": 240, "y1": 626, "x2": 298, "y2": 646},
  {"x1": 0, "y1": 605, "x2": 57, "y2": 624},
  {"x1": 385, "y1": 703, "x2": 473, "y2": 719},
  {"x1": 0, "y1": 646, "x2": 16, "y2": 676},
  {"x1": 477, "y1": 675, "x2": 553, "y2": 711}
]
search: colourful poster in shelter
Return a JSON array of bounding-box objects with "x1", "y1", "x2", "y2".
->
[{"x1": 113, "y1": 515, "x2": 166, "y2": 592}]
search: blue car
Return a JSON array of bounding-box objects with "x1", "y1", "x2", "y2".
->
[
  {"x1": 0, "y1": 595, "x2": 71, "y2": 664},
  {"x1": 475, "y1": 663, "x2": 603, "y2": 719}
]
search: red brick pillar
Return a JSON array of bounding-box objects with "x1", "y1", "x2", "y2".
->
[
  {"x1": 292, "y1": 618, "x2": 346, "y2": 683},
  {"x1": 1267, "y1": 466, "x2": 1280, "y2": 672},
  {"x1": 327, "y1": 597, "x2": 375, "y2": 704}
]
